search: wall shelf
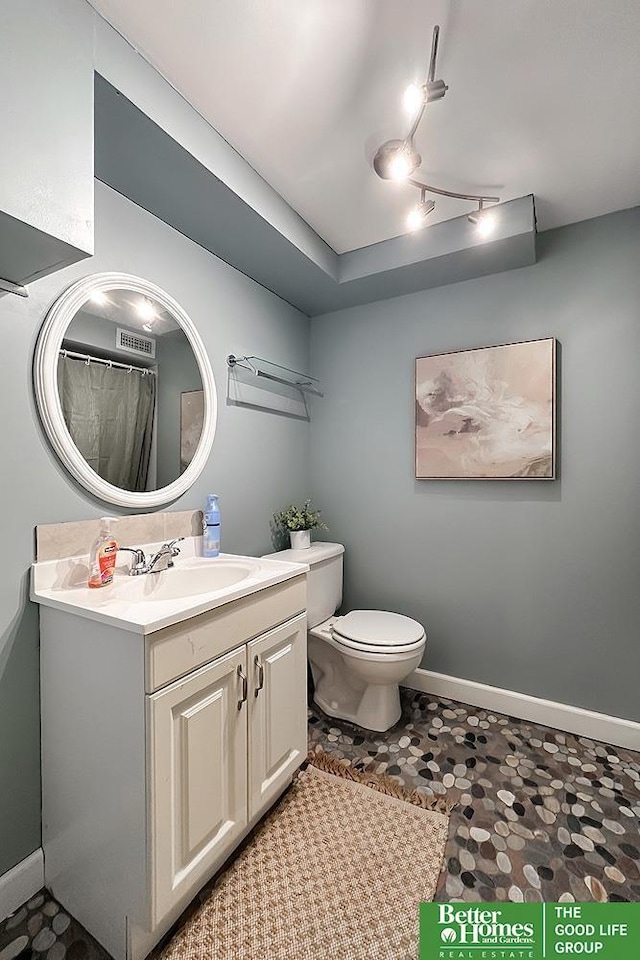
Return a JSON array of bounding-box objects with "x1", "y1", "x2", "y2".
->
[{"x1": 226, "y1": 355, "x2": 323, "y2": 397}]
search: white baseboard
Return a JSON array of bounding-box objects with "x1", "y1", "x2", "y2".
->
[
  {"x1": 404, "y1": 668, "x2": 640, "y2": 752},
  {"x1": 0, "y1": 848, "x2": 44, "y2": 923}
]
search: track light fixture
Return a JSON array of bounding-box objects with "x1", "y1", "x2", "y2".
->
[
  {"x1": 135, "y1": 297, "x2": 156, "y2": 322},
  {"x1": 407, "y1": 191, "x2": 436, "y2": 231},
  {"x1": 373, "y1": 139, "x2": 421, "y2": 181},
  {"x1": 468, "y1": 201, "x2": 497, "y2": 238},
  {"x1": 372, "y1": 26, "x2": 500, "y2": 235},
  {"x1": 89, "y1": 291, "x2": 109, "y2": 307}
]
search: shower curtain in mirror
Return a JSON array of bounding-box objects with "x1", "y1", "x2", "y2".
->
[{"x1": 57, "y1": 356, "x2": 156, "y2": 492}]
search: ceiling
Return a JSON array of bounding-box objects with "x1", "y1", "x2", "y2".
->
[
  {"x1": 75, "y1": 290, "x2": 180, "y2": 333},
  {"x1": 87, "y1": 0, "x2": 640, "y2": 254}
]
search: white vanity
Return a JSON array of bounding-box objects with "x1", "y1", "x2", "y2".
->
[{"x1": 32, "y1": 545, "x2": 308, "y2": 960}]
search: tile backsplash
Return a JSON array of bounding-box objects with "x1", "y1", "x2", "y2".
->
[{"x1": 36, "y1": 510, "x2": 204, "y2": 562}]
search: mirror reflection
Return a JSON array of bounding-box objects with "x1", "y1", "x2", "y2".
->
[{"x1": 57, "y1": 288, "x2": 204, "y2": 492}]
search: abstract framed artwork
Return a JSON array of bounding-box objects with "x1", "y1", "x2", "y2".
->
[{"x1": 415, "y1": 338, "x2": 556, "y2": 479}]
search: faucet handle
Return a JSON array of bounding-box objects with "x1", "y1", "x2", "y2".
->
[
  {"x1": 164, "y1": 537, "x2": 185, "y2": 557},
  {"x1": 119, "y1": 546, "x2": 147, "y2": 575}
]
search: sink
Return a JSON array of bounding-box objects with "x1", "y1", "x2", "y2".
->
[
  {"x1": 113, "y1": 559, "x2": 256, "y2": 602},
  {"x1": 31, "y1": 548, "x2": 309, "y2": 634}
]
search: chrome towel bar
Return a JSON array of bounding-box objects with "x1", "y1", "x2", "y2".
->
[{"x1": 226, "y1": 354, "x2": 323, "y2": 398}]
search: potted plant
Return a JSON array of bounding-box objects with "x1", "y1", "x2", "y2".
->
[{"x1": 273, "y1": 499, "x2": 328, "y2": 550}]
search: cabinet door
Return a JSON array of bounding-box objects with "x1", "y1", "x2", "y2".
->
[
  {"x1": 148, "y1": 646, "x2": 248, "y2": 925},
  {"x1": 248, "y1": 614, "x2": 308, "y2": 819}
]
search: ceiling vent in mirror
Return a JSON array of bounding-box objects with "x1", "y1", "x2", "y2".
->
[{"x1": 116, "y1": 327, "x2": 156, "y2": 358}]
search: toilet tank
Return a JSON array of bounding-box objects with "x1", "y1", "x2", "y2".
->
[{"x1": 266, "y1": 542, "x2": 344, "y2": 628}]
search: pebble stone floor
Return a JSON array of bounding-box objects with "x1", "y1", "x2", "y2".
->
[
  {"x1": 2, "y1": 692, "x2": 639, "y2": 960},
  {"x1": 309, "y1": 690, "x2": 640, "y2": 905},
  {"x1": 0, "y1": 892, "x2": 109, "y2": 960}
]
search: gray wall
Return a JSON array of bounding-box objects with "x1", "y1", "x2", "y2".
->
[
  {"x1": 0, "y1": 180, "x2": 310, "y2": 876},
  {"x1": 310, "y1": 208, "x2": 640, "y2": 723}
]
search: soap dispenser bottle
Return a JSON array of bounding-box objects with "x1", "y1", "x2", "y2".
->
[
  {"x1": 87, "y1": 517, "x2": 119, "y2": 588},
  {"x1": 203, "y1": 495, "x2": 221, "y2": 558}
]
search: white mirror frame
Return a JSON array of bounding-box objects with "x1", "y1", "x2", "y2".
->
[{"x1": 34, "y1": 272, "x2": 217, "y2": 508}]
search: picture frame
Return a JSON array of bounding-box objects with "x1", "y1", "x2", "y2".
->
[
  {"x1": 415, "y1": 337, "x2": 556, "y2": 480},
  {"x1": 180, "y1": 389, "x2": 205, "y2": 475}
]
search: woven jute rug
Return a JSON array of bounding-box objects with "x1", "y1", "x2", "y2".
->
[{"x1": 160, "y1": 750, "x2": 450, "y2": 960}]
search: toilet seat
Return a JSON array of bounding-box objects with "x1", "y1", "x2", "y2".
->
[{"x1": 331, "y1": 609, "x2": 426, "y2": 655}]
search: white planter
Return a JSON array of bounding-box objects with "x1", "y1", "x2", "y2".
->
[{"x1": 289, "y1": 529, "x2": 311, "y2": 550}]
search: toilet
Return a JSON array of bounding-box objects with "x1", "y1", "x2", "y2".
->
[{"x1": 268, "y1": 542, "x2": 426, "y2": 732}]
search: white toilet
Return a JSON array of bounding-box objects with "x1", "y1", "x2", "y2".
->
[{"x1": 269, "y1": 542, "x2": 426, "y2": 732}]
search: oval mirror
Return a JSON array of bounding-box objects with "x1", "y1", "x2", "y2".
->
[{"x1": 34, "y1": 273, "x2": 217, "y2": 508}]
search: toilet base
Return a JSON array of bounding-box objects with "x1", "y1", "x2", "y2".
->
[
  {"x1": 313, "y1": 686, "x2": 401, "y2": 733},
  {"x1": 308, "y1": 628, "x2": 424, "y2": 734}
]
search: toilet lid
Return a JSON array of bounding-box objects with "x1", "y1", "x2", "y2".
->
[{"x1": 332, "y1": 610, "x2": 425, "y2": 648}]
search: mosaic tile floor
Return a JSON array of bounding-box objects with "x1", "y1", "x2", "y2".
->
[
  {"x1": 309, "y1": 689, "x2": 640, "y2": 904},
  {"x1": 2, "y1": 691, "x2": 639, "y2": 959},
  {"x1": 0, "y1": 891, "x2": 109, "y2": 960}
]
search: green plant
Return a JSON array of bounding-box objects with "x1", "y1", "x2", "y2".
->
[{"x1": 273, "y1": 499, "x2": 328, "y2": 532}]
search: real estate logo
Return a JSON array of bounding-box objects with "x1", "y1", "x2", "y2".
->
[
  {"x1": 434, "y1": 904, "x2": 537, "y2": 951},
  {"x1": 420, "y1": 903, "x2": 640, "y2": 960}
]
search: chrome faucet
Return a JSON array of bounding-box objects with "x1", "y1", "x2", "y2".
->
[{"x1": 119, "y1": 538, "x2": 184, "y2": 576}]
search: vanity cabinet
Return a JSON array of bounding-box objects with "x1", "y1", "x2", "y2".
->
[
  {"x1": 149, "y1": 616, "x2": 307, "y2": 927},
  {"x1": 39, "y1": 575, "x2": 307, "y2": 960},
  {"x1": 0, "y1": 0, "x2": 94, "y2": 289}
]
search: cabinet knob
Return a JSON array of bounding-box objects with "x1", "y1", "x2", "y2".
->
[{"x1": 237, "y1": 664, "x2": 248, "y2": 710}]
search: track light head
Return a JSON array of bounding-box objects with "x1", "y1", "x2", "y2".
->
[
  {"x1": 373, "y1": 139, "x2": 422, "y2": 181},
  {"x1": 425, "y1": 79, "x2": 448, "y2": 103},
  {"x1": 402, "y1": 79, "x2": 448, "y2": 116},
  {"x1": 407, "y1": 198, "x2": 436, "y2": 231},
  {"x1": 135, "y1": 297, "x2": 156, "y2": 322},
  {"x1": 403, "y1": 84, "x2": 424, "y2": 115},
  {"x1": 468, "y1": 205, "x2": 498, "y2": 238},
  {"x1": 476, "y1": 212, "x2": 497, "y2": 238}
]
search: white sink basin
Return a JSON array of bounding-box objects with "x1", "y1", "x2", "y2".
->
[
  {"x1": 114, "y1": 559, "x2": 256, "y2": 602},
  {"x1": 31, "y1": 548, "x2": 309, "y2": 634}
]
